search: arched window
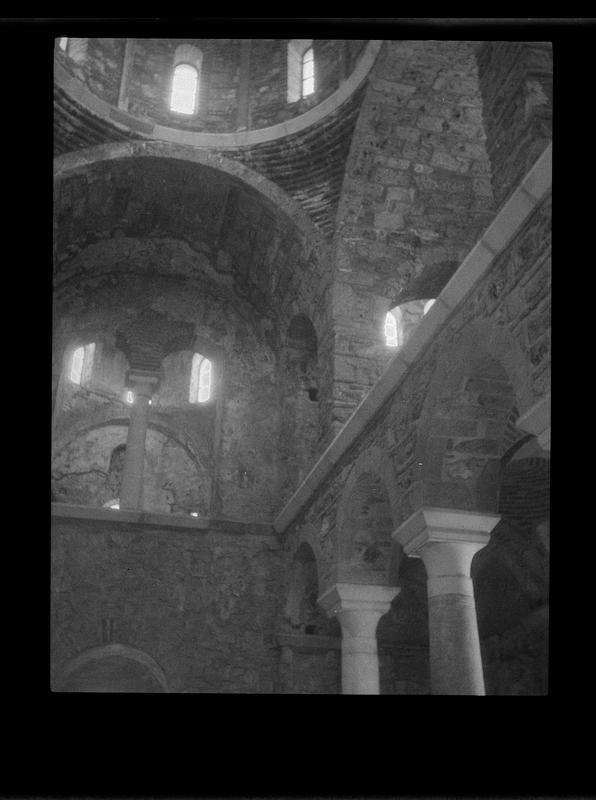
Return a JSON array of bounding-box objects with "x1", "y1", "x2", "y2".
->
[
  {"x1": 170, "y1": 63, "x2": 199, "y2": 114},
  {"x1": 69, "y1": 343, "x2": 95, "y2": 385},
  {"x1": 384, "y1": 310, "x2": 400, "y2": 348},
  {"x1": 189, "y1": 353, "x2": 212, "y2": 403},
  {"x1": 287, "y1": 39, "x2": 314, "y2": 102},
  {"x1": 301, "y1": 47, "x2": 315, "y2": 97},
  {"x1": 57, "y1": 37, "x2": 88, "y2": 63}
]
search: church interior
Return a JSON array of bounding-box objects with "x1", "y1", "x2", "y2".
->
[{"x1": 51, "y1": 32, "x2": 551, "y2": 694}]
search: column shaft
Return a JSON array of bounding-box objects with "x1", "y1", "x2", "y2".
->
[
  {"x1": 318, "y1": 583, "x2": 398, "y2": 695},
  {"x1": 119, "y1": 391, "x2": 151, "y2": 510},
  {"x1": 393, "y1": 508, "x2": 500, "y2": 696},
  {"x1": 421, "y1": 541, "x2": 486, "y2": 695},
  {"x1": 340, "y1": 625, "x2": 380, "y2": 694}
]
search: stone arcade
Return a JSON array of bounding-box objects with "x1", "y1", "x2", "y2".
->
[{"x1": 52, "y1": 35, "x2": 551, "y2": 694}]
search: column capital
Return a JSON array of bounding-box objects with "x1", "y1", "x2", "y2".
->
[
  {"x1": 516, "y1": 392, "x2": 550, "y2": 452},
  {"x1": 318, "y1": 582, "x2": 400, "y2": 617},
  {"x1": 393, "y1": 507, "x2": 501, "y2": 556}
]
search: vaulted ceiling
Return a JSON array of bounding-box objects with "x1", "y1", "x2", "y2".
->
[
  {"x1": 54, "y1": 155, "x2": 318, "y2": 317},
  {"x1": 54, "y1": 76, "x2": 367, "y2": 238}
]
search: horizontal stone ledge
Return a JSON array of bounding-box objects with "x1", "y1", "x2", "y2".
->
[
  {"x1": 277, "y1": 633, "x2": 342, "y2": 651},
  {"x1": 51, "y1": 502, "x2": 277, "y2": 538}
]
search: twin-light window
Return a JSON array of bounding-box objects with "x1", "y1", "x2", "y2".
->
[{"x1": 68, "y1": 345, "x2": 212, "y2": 403}]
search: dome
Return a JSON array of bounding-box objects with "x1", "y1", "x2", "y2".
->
[{"x1": 54, "y1": 38, "x2": 380, "y2": 147}]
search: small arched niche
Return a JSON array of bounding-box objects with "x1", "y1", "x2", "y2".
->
[
  {"x1": 286, "y1": 314, "x2": 318, "y2": 395},
  {"x1": 106, "y1": 443, "x2": 126, "y2": 498},
  {"x1": 281, "y1": 315, "x2": 320, "y2": 490},
  {"x1": 283, "y1": 542, "x2": 332, "y2": 636},
  {"x1": 339, "y1": 471, "x2": 395, "y2": 584}
]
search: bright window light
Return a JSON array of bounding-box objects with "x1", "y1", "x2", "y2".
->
[
  {"x1": 423, "y1": 299, "x2": 436, "y2": 315},
  {"x1": 69, "y1": 343, "x2": 95, "y2": 385},
  {"x1": 190, "y1": 353, "x2": 212, "y2": 403},
  {"x1": 385, "y1": 312, "x2": 399, "y2": 347},
  {"x1": 70, "y1": 346, "x2": 85, "y2": 384},
  {"x1": 170, "y1": 63, "x2": 199, "y2": 114},
  {"x1": 104, "y1": 499, "x2": 120, "y2": 510},
  {"x1": 302, "y1": 47, "x2": 314, "y2": 97},
  {"x1": 58, "y1": 37, "x2": 68, "y2": 51},
  {"x1": 125, "y1": 390, "x2": 134, "y2": 404}
]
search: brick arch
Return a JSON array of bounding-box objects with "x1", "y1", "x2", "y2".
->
[
  {"x1": 54, "y1": 643, "x2": 169, "y2": 693},
  {"x1": 53, "y1": 141, "x2": 323, "y2": 249},
  {"x1": 335, "y1": 445, "x2": 399, "y2": 585},
  {"x1": 413, "y1": 320, "x2": 533, "y2": 516}
]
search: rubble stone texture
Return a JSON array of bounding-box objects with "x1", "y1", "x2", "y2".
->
[{"x1": 52, "y1": 36, "x2": 551, "y2": 694}]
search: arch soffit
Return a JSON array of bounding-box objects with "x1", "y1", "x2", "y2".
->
[
  {"x1": 412, "y1": 319, "x2": 533, "y2": 496},
  {"x1": 284, "y1": 303, "x2": 327, "y2": 348},
  {"x1": 56, "y1": 643, "x2": 169, "y2": 692},
  {"x1": 336, "y1": 445, "x2": 399, "y2": 537},
  {"x1": 417, "y1": 318, "x2": 533, "y2": 432},
  {"x1": 53, "y1": 142, "x2": 324, "y2": 251}
]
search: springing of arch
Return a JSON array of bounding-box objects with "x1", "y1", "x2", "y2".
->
[
  {"x1": 335, "y1": 445, "x2": 400, "y2": 585},
  {"x1": 189, "y1": 353, "x2": 212, "y2": 403},
  {"x1": 69, "y1": 342, "x2": 95, "y2": 385}
]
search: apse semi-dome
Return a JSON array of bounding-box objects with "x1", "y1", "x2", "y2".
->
[{"x1": 54, "y1": 38, "x2": 382, "y2": 148}]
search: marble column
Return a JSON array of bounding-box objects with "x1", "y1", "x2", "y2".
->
[
  {"x1": 318, "y1": 583, "x2": 399, "y2": 694},
  {"x1": 119, "y1": 371, "x2": 160, "y2": 510},
  {"x1": 517, "y1": 392, "x2": 550, "y2": 452},
  {"x1": 394, "y1": 508, "x2": 500, "y2": 695}
]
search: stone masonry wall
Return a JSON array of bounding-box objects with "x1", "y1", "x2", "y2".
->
[
  {"x1": 325, "y1": 40, "x2": 496, "y2": 442},
  {"x1": 477, "y1": 42, "x2": 552, "y2": 210},
  {"x1": 51, "y1": 515, "x2": 283, "y2": 692},
  {"x1": 286, "y1": 188, "x2": 551, "y2": 595},
  {"x1": 281, "y1": 186, "x2": 550, "y2": 692},
  {"x1": 56, "y1": 38, "x2": 126, "y2": 106}
]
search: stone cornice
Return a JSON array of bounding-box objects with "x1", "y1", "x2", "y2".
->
[{"x1": 51, "y1": 502, "x2": 277, "y2": 539}]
